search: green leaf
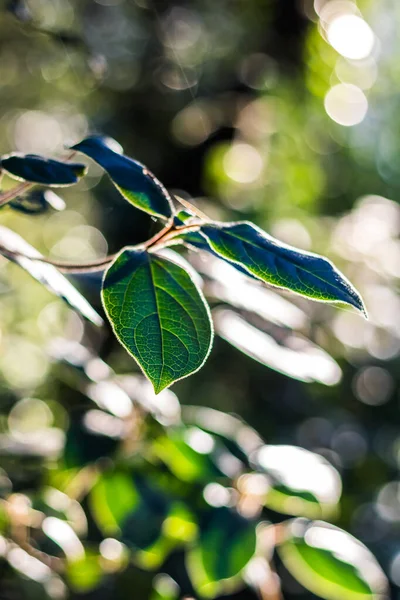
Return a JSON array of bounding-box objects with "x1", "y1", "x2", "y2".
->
[
  {"x1": 1, "y1": 153, "x2": 87, "y2": 186},
  {"x1": 64, "y1": 409, "x2": 122, "y2": 468},
  {"x1": 0, "y1": 226, "x2": 103, "y2": 326},
  {"x1": 90, "y1": 470, "x2": 170, "y2": 552},
  {"x1": 200, "y1": 222, "x2": 366, "y2": 314},
  {"x1": 153, "y1": 428, "x2": 223, "y2": 483},
  {"x1": 71, "y1": 135, "x2": 173, "y2": 219},
  {"x1": 90, "y1": 470, "x2": 139, "y2": 536},
  {"x1": 151, "y1": 574, "x2": 180, "y2": 600},
  {"x1": 9, "y1": 189, "x2": 66, "y2": 214},
  {"x1": 257, "y1": 445, "x2": 341, "y2": 518},
  {"x1": 187, "y1": 507, "x2": 257, "y2": 598},
  {"x1": 102, "y1": 248, "x2": 213, "y2": 393},
  {"x1": 278, "y1": 519, "x2": 388, "y2": 600},
  {"x1": 66, "y1": 552, "x2": 103, "y2": 593}
]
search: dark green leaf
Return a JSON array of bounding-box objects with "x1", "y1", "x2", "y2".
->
[
  {"x1": 153, "y1": 428, "x2": 224, "y2": 483},
  {"x1": 64, "y1": 410, "x2": 122, "y2": 468},
  {"x1": 187, "y1": 507, "x2": 256, "y2": 597},
  {"x1": 0, "y1": 226, "x2": 103, "y2": 326},
  {"x1": 90, "y1": 470, "x2": 170, "y2": 551},
  {"x1": 102, "y1": 248, "x2": 213, "y2": 393},
  {"x1": 71, "y1": 136, "x2": 173, "y2": 219},
  {"x1": 1, "y1": 153, "x2": 87, "y2": 186},
  {"x1": 278, "y1": 519, "x2": 388, "y2": 600},
  {"x1": 200, "y1": 222, "x2": 366, "y2": 314},
  {"x1": 257, "y1": 445, "x2": 341, "y2": 518},
  {"x1": 66, "y1": 552, "x2": 103, "y2": 593},
  {"x1": 9, "y1": 189, "x2": 65, "y2": 214}
]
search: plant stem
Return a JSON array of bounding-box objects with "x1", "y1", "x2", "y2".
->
[
  {"x1": 0, "y1": 181, "x2": 34, "y2": 207},
  {"x1": 0, "y1": 222, "x2": 202, "y2": 272}
]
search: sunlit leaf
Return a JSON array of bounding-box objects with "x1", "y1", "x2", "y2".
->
[
  {"x1": 200, "y1": 222, "x2": 366, "y2": 314},
  {"x1": 0, "y1": 226, "x2": 103, "y2": 326},
  {"x1": 153, "y1": 429, "x2": 223, "y2": 483},
  {"x1": 151, "y1": 574, "x2": 180, "y2": 600},
  {"x1": 1, "y1": 153, "x2": 87, "y2": 186},
  {"x1": 66, "y1": 551, "x2": 103, "y2": 593},
  {"x1": 33, "y1": 486, "x2": 87, "y2": 535},
  {"x1": 102, "y1": 248, "x2": 213, "y2": 393},
  {"x1": 71, "y1": 135, "x2": 173, "y2": 219},
  {"x1": 256, "y1": 445, "x2": 341, "y2": 518},
  {"x1": 187, "y1": 507, "x2": 257, "y2": 598},
  {"x1": 90, "y1": 470, "x2": 170, "y2": 551},
  {"x1": 278, "y1": 519, "x2": 388, "y2": 600},
  {"x1": 213, "y1": 309, "x2": 342, "y2": 385},
  {"x1": 182, "y1": 405, "x2": 263, "y2": 467}
]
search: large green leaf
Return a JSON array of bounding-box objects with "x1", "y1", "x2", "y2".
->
[
  {"x1": 71, "y1": 136, "x2": 173, "y2": 219},
  {"x1": 102, "y1": 248, "x2": 213, "y2": 393},
  {"x1": 200, "y1": 222, "x2": 366, "y2": 314},
  {"x1": 1, "y1": 153, "x2": 87, "y2": 186},
  {"x1": 278, "y1": 519, "x2": 388, "y2": 600},
  {"x1": 187, "y1": 507, "x2": 257, "y2": 598},
  {"x1": 0, "y1": 226, "x2": 103, "y2": 326}
]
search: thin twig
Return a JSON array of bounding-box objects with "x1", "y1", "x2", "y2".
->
[
  {"x1": 0, "y1": 222, "x2": 202, "y2": 273},
  {"x1": 0, "y1": 181, "x2": 34, "y2": 207},
  {"x1": 174, "y1": 194, "x2": 210, "y2": 220}
]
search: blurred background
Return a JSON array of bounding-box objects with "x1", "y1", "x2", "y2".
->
[{"x1": 0, "y1": 0, "x2": 399, "y2": 598}]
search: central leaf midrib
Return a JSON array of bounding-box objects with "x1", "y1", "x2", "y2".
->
[{"x1": 148, "y1": 256, "x2": 165, "y2": 391}]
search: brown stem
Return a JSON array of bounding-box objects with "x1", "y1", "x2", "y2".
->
[
  {"x1": 148, "y1": 223, "x2": 202, "y2": 251},
  {"x1": 142, "y1": 219, "x2": 174, "y2": 249},
  {"x1": 0, "y1": 181, "x2": 34, "y2": 207},
  {"x1": 0, "y1": 222, "x2": 203, "y2": 273}
]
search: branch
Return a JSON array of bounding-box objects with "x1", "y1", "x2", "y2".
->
[{"x1": 0, "y1": 223, "x2": 203, "y2": 272}]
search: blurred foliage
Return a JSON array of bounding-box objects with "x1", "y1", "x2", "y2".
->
[{"x1": 0, "y1": 0, "x2": 398, "y2": 599}]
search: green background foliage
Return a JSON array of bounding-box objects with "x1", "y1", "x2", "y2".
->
[{"x1": 0, "y1": 0, "x2": 398, "y2": 599}]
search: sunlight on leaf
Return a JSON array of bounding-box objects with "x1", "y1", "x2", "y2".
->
[
  {"x1": 1, "y1": 153, "x2": 87, "y2": 186},
  {"x1": 201, "y1": 222, "x2": 366, "y2": 315},
  {"x1": 71, "y1": 136, "x2": 173, "y2": 219},
  {"x1": 278, "y1": 519, "x2": 388, "y2": 600},
  {"x1": 256, "y1": 445, "x2": 341, "y2": 518},
  {"x1": 213, "y1": 309, "x2": 341, "y2": 385},
  {"x1": 187, "y1": 507, "x2": 257, "y2": 598},
  {"x1": 102, "y1": 248, "x2": 213, "y2": 393},
  {"x1": 0, "y1": 226, "x2": 103, "y2": 326}
]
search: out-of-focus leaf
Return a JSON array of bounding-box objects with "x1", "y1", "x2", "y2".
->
[
  {"x1": 187, "y1": 507, "x2": 257, "y2": 598},
  {"x1": 255, "y1": 445, "x2": 341, "y2": 518},
  {"x1": 193, "y1": 254, "x2": 307, "y2": 330},
  {"x1": 90, "y1": 470, "x2": 170, "y2": 552},
  {"x1": 0, "y1": 226, "x2": 103, "y2": 326},
  {"x1": 200, "y1": 222, "x2": 366, "y2": 314},
  {"x1": 102, "y1": 248, "x2": 213, "y2": 393},
  {"x1": 182, "y1": 406, "x2": 263, "y2": 467},
  {"x1": 152, "y1": 429, "x2": 223, "y2": 483},
  {"x1": 278, "y1": 519, "x2": 388, "y2": 600},
  {"x1": 33, "y1": 486, "x2": 87, "y2": 535},
  {"x1": 213, "y1": 309, "x2": 342, "y2": 385},
  {"x1": 71, "y1": 135, "x2": 173, "y2": 219},
  {"x1": 64, "y1": 410, "x2": 122, "y2": 468},
  {"x1": 0, "y1": 153, "x2": 87, "y2": 186},
  {"x1": 66, "y1": 551, "x2": 103, "y2": 593},
  {"x1": 151, "y1": 574, "x2": 180, "y2": 600},
  {"x1": 9, "y1": 189, "x2": 66, "y2": 214},
  {"x1": 42, "y1": 517, "x2": 84, "y2": 560}
]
